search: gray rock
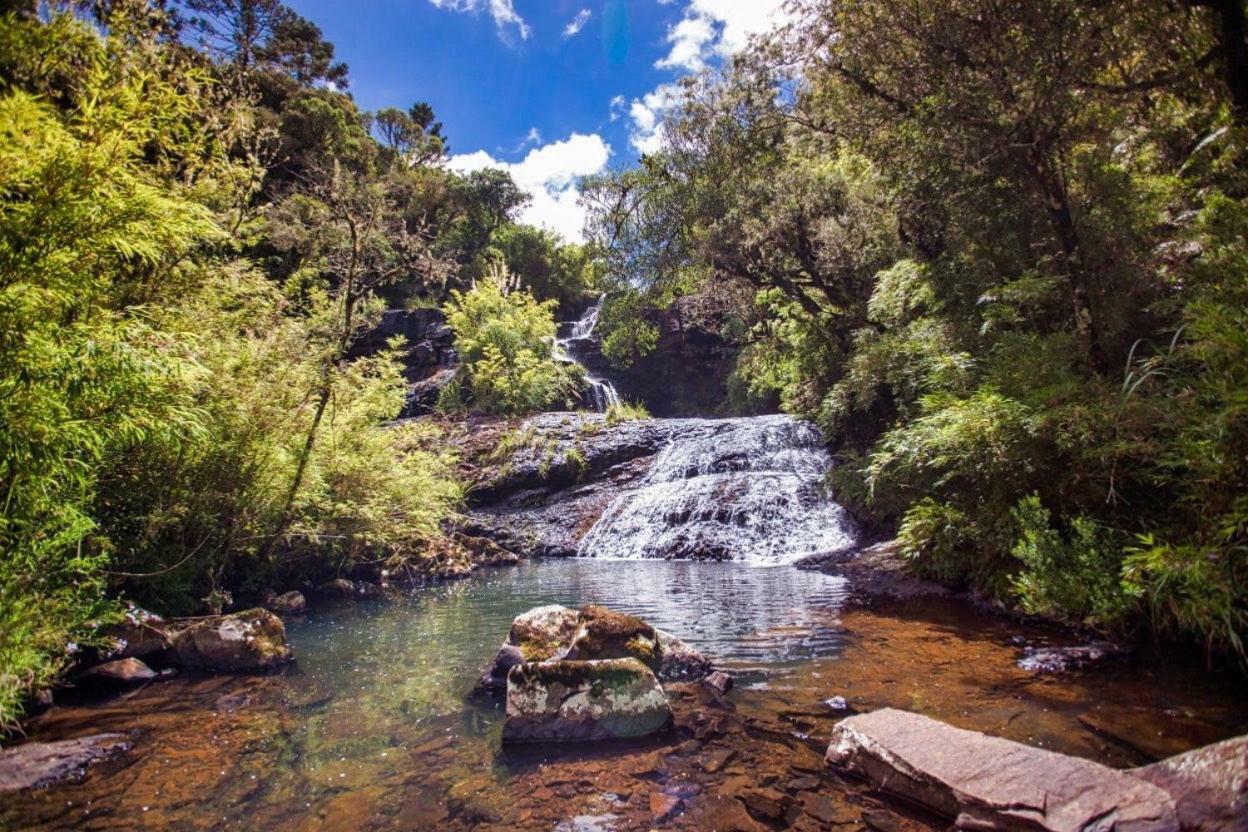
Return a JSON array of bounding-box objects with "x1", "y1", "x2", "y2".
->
[
  {"x1": 0, "y1": 734, "x2": 131, "y2": 792},
  {"x1": 99, "y1": 607, "x2": 173, "y2": 660},
  {"x1": 266, "y1": 590, "x2": 306, "y2": 614},
  {"x1": 826, "y1": 708, "x2": 1178, "y2": 832},
  {"x1": 315, "y1": 578, "x2": 357, "y2": 597},
  {"x1": 657, "y1": 629, "x2": 713, "y2": 681},
  {"x1": 171, "y1": 608, "x2": 293, "y2": 672},
  {"x1": 1133, "y1": 733, "x2": 1248, "y2": 832},
  {"x1": 502, "y1": 658, "x2": 672, "y2": 743}
]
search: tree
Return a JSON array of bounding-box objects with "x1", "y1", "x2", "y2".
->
[
  {"x1": 179, "y1": 0, "x2": 347, "y2": 85},
  {"x1": 375, "y1": 102, "x2": 446, "y2": 165}
]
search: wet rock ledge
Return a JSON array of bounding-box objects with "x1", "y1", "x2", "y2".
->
[{"x1": 826, "y1": 708, "x2": 1247, "y2": 832}]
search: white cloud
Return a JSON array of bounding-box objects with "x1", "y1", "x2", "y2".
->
[
  {"x1": 656, "y1": 0, "x2": 791, "y2": 72},
  {"x1": 514, "y1": 126, "x2": 542, "y2": 151},
  {"x1": 428, "y1": 0, "x2": 531, "y2": 42},
  {"x1": 624, "y1": 82, "x2": 682, "y2": 155},
  {"x1": 446, "y1": 133, "x2": 612, "y2": 242},
  {"x1": 608, "y1": 95, "x2": 627, "y2": 122},
  {"x1": 562, "y1": 8, "x2": 592, "y2": 38}
]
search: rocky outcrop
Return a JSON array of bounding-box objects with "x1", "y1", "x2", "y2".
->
[
  {"x1": 476, "y1": 605, "x2": 711, "y2": 693},
  {"x1": 100, "y1": 606, "x2": 173, "y2": 660},
  {"x1": 502, "y1": 658, "x2": 673, "y2": 743},
  {"x1": 826, "y1": 708, "x2": 1179, "y2": 832},
  {"x1": 1133, "y1": 734, "x2": 1248, "y2": 832},
  {"x1": 171, "y1": 608, "x2": 293, "y2": 672},
  {"x1": 0, "y1": 734, "x2": 131, "y2": 792},
  {"x1": 612, "y1": 290, "x2": 756, "y2": 418},
  {"x1": 351, "y1": 308, "x2": 457, "y2": 417}
]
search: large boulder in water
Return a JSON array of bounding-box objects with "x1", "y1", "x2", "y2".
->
[
  {"x1": 502, "y1": 658, "x2": 672, "y2": 743},
  {"x1": 171, "y1": 608, "x2": 293, "y2": 672},
  {"x1": 826, "y1": 708, "x2": 1179, "y2": 832},
  {"x1": 1133, "y1": 733, "x2": 1248, "y2": 832},
  {"x1": 475, "y1": 605, "x2": 710, "y2": 693}
]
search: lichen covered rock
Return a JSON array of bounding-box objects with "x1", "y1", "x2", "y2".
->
[
  {"x1": 475, "y1": 604, "x2": 710, "y2": 693},
  {"x1": 171, "y1": 608, "x2": 293, "y2": 672},
  {"x1": 502, "y1": 658, "x2": 672, "y2": 743}
]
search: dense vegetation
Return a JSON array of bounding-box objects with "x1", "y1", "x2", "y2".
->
[
  {"x1": 584, "y1": 0, "x2": 1248, "y2": 660},
  {"x1": 0, "y1": 0, "x2": 595, "y2": 729}
]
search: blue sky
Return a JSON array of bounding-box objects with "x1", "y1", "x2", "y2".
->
[{"x1": 285, "y1": 0, "x2": 791, "y2": 240}]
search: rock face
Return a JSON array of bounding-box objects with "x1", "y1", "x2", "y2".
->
[
  {"x1": 350, "y1": 308, "x2": 458, "y2": 417},
  {"x1": 1133, "y1": 734, "x2": 1248, "y2": 832},
  {"x1": 171, "y1": 608, "x2": 293, "y2": 672},
  {"x1": 476, "y1": 605, "x2": 711, "y2": 693},
  {"x1": 826, "y1": 708, "x2": 1179, "y2": 832},
  {"x1": 502, "y1": 658, "x2": 673, "y2": 743},
  {"x1": 0, "y1": 734, "x2": 131, "y2": 792}
]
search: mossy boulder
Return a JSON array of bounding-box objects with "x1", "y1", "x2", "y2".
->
[
  {"x1": 475, "y1": 604, "x2": 710, "y2": 693},
  {"x1": 502, "y1": 658, "x2": 672, "y2": 743},
  {"x1": 564, "y1": 605, "x2": 662, "y2": 673},
  {"x1": 171, "y1": 608, "x2": 293, "y2": 672}
]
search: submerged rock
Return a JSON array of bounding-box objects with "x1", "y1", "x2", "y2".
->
[
  {"x1": 1133, "y1": 733, "x2": 1248, "y2": 832},
  {"x1": 0, "y1": 734, "x2": 131, "y2": 792},
  {"x1": 502, "y1": 658, "x2": 672, "y2": 743},
  {"x1": 80, "y1": 658, "x2": 157, "y2": 687},
  {"x1": 826, "y1": 708, "x2": 1178, "y2": 832},
  {"x1": 1017, "y1": 641, "x2": 1126, "y2": 674},
  {"x1": 476, "y1": 605, "x2": 711, "y2": 693},
  {"x1": 703, "y1": 671, "x2": 733, "y2": 697},
  {"x1": 171, "y1": 608, "x2": 293, "y2": 672}
]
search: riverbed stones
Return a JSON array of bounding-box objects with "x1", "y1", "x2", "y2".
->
[
  {"x1": 657, "y1": 628, "x2": 713, "y2": 680},
  {"x1": 502, "y1": 658, "x2": 673, "y2": 743},
  {"x1": 0, "y1": 734, "x2": 131, "y2": 792},
  {"x1": 261, "y1": 590, "x2": 307, "y2": 614},
  {"x1": 171, "y1": 608, "x2": 293, "y2": 672},
  {"x1": 826, "y1": 708, "x2": 1179, "y2": 831},
  {"x1": 1017, "y1": 641, "x2": 1126, "y2": 674},
  {"x1": 1132, "y1": 733, "x2": 1248, "y2": 831}
]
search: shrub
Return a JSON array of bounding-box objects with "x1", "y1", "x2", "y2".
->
[
  {"x1": 444, "y1": 269, "x2": 582, "y2": 415},
  {"x1": 604, "y1": 400, "x2": 651, "y2": 426}
]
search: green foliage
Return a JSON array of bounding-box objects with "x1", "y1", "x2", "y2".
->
[
  {"x1": 1010, "y1": 496, "x2": 1134, "y2": 628},
  {"x1": 604, "y1": 400, "x2": 651, "y2": 426},
  {"x1": 444, "y1": 270, "x2": 582, "y2": 415}
]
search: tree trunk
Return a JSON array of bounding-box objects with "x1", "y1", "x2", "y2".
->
[
  {"x1": 1029, "y1": 151, "x2": 1109, "y2": 373},
  {"x1": 1191, "y1": 0, "x2": 1248, "y2": 122}
]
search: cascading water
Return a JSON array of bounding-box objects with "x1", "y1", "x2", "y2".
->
[
  {"x1": 577, "y1": 414, "x2": 857, "y2": 565},
  {"x1": 554, "y1": 295, "x2": 620, "y2": 412}
]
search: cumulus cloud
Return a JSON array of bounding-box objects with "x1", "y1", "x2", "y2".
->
[
  {"x1": 656, "y1": 0, "x2": 791, "y2": 72},
  {"x1": 562, "y1": 8, "x2": 592, "y2": 38},
  {"x1": 446, "y1": 133, "x2": 612, "y2": 241},
  {"x1": 624, "y1": 83, "x2": 683, "y2": 155},
  {"x1": 428, "y1": 0, "x2": 531, "y2": 42}
]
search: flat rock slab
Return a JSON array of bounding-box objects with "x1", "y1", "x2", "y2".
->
[
  {"x1": 0, "y1": 734, "x2": 131, "y2": 792},
  {"x1": 1133, "y1": 734, "x2": 1247, "y2": 832},
  {"x1": 826, "y1": 708, "x2": 1178, "y2": 832}
]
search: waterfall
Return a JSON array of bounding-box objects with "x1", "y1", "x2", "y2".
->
[
  {"x1": 554, "y1": 296, "x2": 621, "y2": 412},
  {"x1": 577, "y1": 415, "x2": 857, "y2": 565}
]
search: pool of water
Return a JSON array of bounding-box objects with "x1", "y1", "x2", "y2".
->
[
  {"x1": 6, "y1": 560, "x2": 1247, "y2": 832},
  {"x1": 288, "y1": 559, "x2": 850, "y2": 727}
]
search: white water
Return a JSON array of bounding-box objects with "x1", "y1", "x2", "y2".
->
[
  {"x1": 554, "y1": 296, "x2": 620, "y2": 412},
  {"x1": 577, "y1": 414, "x2": 857, "y2": 565}
]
